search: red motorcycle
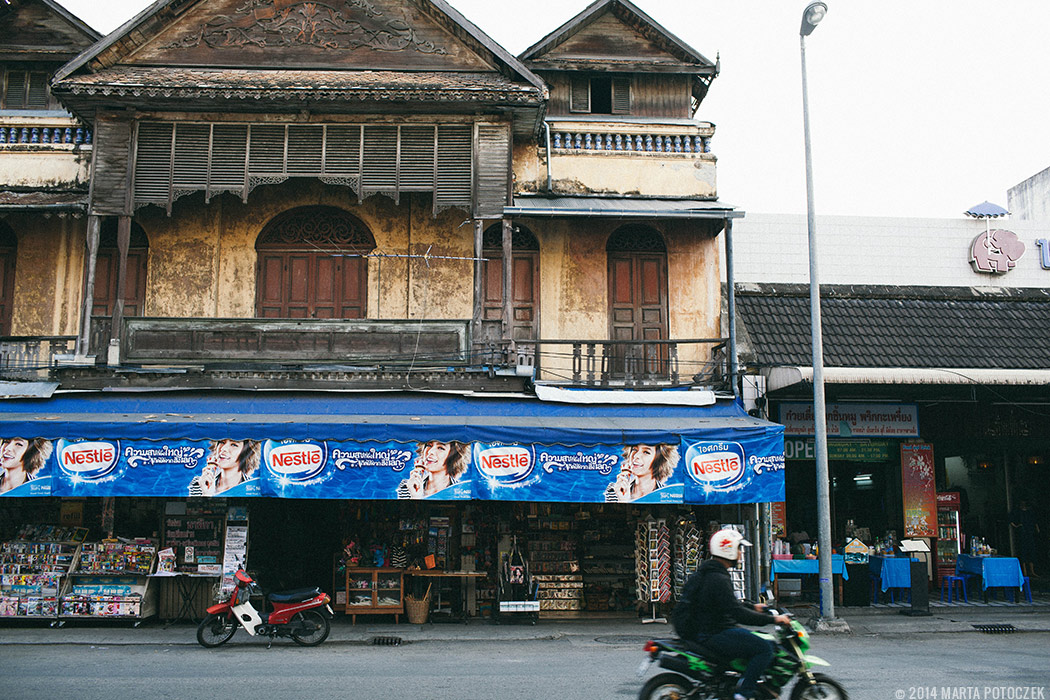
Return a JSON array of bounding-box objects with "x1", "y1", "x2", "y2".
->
[{"x1": 196, "y1": 570, "x2": 334, "y2": 648}]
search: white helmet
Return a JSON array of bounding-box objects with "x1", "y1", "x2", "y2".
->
[{"x1": 710, "y1": 528, "x2": 752, "y2": 560}]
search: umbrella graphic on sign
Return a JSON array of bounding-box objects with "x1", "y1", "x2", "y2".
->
[{"x1": 966, "y1": 201, "x2": 1022, "y2": 273}]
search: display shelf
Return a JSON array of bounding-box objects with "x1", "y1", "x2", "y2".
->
[
  {"x1": 343, "y1": 567, "x2": 404, "y2": 624},
  {"x1": 57, "y1": 541, "x2": 158, "y2": 621},
  {"x1": 0, "y1": 537, "x2": 82, "y2": 620}
]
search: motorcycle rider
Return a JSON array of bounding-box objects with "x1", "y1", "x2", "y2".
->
[{"x1": 673, "y1": 529, "x2": 790, "y2": 700}]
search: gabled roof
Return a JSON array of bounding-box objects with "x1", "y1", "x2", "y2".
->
[
  {"x1": 519, "y1": 0, "x2": 716, "y2": 104},
  {"x1": 55, "y1": 0, "x2": 542, "y2": 88},
  {"x1": 0, "y1": 0, "x2": 101, "y2": 62},
  {"x1": 52, "y1": 0, "x2": 546, "y2": 131}
]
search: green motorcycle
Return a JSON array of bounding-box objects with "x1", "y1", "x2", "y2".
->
[{"x1": 636, "y1": 613, "x2": 847, "y2": 700}]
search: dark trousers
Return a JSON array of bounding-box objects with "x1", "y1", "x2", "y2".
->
[{"x1": 700, "y1": 627, "x2": 775, "y2": 698}]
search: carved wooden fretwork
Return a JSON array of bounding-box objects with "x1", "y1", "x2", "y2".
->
[
  {"x1": 606, "y1": 224, "x2": 666, "y2": 252},
  {"x1": 163, "y1": 0, "x2": 448, "y2": 54},
  {"x1": 482, "y1": 224, "x2": 539, "y2": 251},
  {"x1": 257, "y1": 205, "x2": 376, "y2": 253}
]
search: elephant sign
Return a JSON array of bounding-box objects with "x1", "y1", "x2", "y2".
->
[{"x1": 969, "y1": 229, "x2": 1024, "y2": 274}]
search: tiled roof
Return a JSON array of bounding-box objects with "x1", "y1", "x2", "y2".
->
[
  {"x1": 55, "y1": 67, "x2": 543, "y2": 105},
  {"x1": 737, "y1": 286, "x2": 1050, "y2": 370},
  {"x1": 0, "y1": 190, "x2": 87, "y2": 210}
]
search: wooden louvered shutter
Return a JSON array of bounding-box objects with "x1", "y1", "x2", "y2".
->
[
  {"x1": 3, "y1": 70, "x2": 27, "y2": 109},
  {"x1": 612, "y1": 76, "x2": 631, "y2": 114},
  {"x1": 434, "y1": 124, "x2": 472, "y2": 213},
  {"x1": 288, "y1": 125, "x2": 323, "y2": 175},
  {"x1": 26, "y1": 72, "x2": 49, "y2": 109},
  {"x1": 400, "y1": 125, "x2": 436, "y2": 192},
  {"x1": 474, "y1": 123, "x2": 511, "y2": 219},
  {"x1": 92, "y1": 113, "x2": 135, "y2": 216},
  {"x1": 209, "y1": 124, "x2": 247, "y2": 200},
  {"x1": 361, "y1": 125, "x2": 398, "y2": 201},
  {"x1": 132, "y1": 122, "x2": 174, "y2": 208},
  {"x1": 173, "y1": 124, "x2": 210, "y2": 199},
  {"x1": 570, "y1": 76, "x2": 591, "y2": 113}
]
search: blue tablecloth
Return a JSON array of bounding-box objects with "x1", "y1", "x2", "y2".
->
[
  {"x1": 956, "y1": 555, "x2": 1024, "y2": 590},
  {"x1": 770, "y1": 554, "x2": 848, "y2": 582},
  {"x1": 869, "y1": 556, "x2": 916, "y2": 591}
]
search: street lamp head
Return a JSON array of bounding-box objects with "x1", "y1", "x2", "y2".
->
[{"x1": 800, "y1": 2, "x2": 828, "y2": 36}]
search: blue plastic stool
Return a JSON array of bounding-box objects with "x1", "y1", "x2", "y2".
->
[{"x1": 940, "y1": 575, "x2": 968, "y2": 603}]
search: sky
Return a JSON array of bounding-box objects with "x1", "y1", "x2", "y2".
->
[{"x1": 55, "y1": 0, "x2": 1050, "y2": 219}]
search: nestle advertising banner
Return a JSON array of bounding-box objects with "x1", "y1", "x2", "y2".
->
[{"x1": 4, "y1": 432, "x2": 784, "y2": 505}]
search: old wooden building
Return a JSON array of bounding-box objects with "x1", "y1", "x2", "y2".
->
[{"x1": 0, "y1": 1, "x2": 783, "y2": 616}]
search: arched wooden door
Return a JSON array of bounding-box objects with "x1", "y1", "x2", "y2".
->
[
  {"x1": 607, "y1": 225, "x2": 668, "y2": 377},
  {"x1": 92, "y1": 219, "x2": 149, "y2": 317},
  {"x1": 0, "y1": 223, "x2": 15, "y2": 335},
  {"x1": 481, "y1": 224, "x2": 540, "y2": 343},
  {"x1": 255, "y1": 207, "x2": 375, "y2": 319}
]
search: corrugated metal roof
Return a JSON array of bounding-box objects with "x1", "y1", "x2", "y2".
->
[{"x1": 505, "y1": 196, "x2": 741, "y2": 219}]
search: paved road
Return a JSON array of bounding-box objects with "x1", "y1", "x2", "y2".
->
[{"x1": 3, "y1": 628, "x2": 1048, "y2": 700}]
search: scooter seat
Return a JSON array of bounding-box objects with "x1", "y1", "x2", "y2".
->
[{"x1": 268, "y1": 587, "x2": 322, "y2": 603}]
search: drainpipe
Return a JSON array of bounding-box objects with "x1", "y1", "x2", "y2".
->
[
  {"x1": 724, "y1": 217, "x2": 738, "y2": 396},
  {"x1": 544, "y1": 121, "x2": 553, "y2": 194}
]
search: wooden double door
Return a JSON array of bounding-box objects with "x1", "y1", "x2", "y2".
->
[{"x1": 607, "y1": 226, "x2": 669, "y2": 377}]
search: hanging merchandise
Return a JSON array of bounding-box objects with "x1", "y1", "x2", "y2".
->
[
  {"x1": 635, "y1": 520, "x2": 650, "y2": 603},
  {"x1": 498, "y1": 536, "x2": 538, "y2": 620},
  {"x1": 673, "y1": 516, "x2": 702, "y2": 598},
  {"x1": 654, "y1": 519, "x2": 671, "y2": 604}
]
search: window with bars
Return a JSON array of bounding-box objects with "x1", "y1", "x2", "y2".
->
[
  {"x1": 1, "y1": 66, "x2": 53, "y2": 110},
  {"x1": 129, "y1": 120, "x2": 507, "y2": 217}
]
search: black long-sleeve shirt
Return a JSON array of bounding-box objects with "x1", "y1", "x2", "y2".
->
[{"x1": 679, "y1": 559, "x2": 775, "y2": 636}]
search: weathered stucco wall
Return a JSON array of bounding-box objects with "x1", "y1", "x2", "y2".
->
[
  {"x1": 133, "y1": 182, "x2": 474, "y2": 320},
  {"x1": 8, "y1": 214, "x2": 84, "y2": 336}
]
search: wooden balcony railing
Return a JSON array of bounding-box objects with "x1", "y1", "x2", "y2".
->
[
  {"x1": 0, "y1": 336, "x2": 77, "y2": 379},
  {"x1": 511, "y1": 338, "x2": 728, "y2": 389}
]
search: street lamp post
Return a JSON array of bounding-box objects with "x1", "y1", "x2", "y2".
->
[{"x1": 799, "y1": 1, "x2": 836, "y2": 621}]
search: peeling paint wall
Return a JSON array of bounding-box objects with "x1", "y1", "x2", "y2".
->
[
  {"x1": 0, "y1": 150, "x2": 91, "y2": 189},
  {"x1": 6, "y1": 213, "x2": 84, "y2": 336},
  {"x1": 132, "y1": 182, "x2": 474, "y2": 321}
]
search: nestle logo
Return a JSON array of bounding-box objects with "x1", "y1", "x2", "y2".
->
[
  {"x1": 265, "y1": 442, "x2": 326, "y2": 481},
  {"x1": 475, "y1": 445, "x2": 533, "y2": 482},
  {"x1": 58, "y1": 440, "x2": 119, "y2": 479},
  {"x1": 685, "y1": 441, "x2": 746, "y2": 489}
]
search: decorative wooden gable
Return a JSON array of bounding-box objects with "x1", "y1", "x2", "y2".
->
[
  {"x1": 0, "y1": 0, "x2": 100, "y2": 63},
  {"x1": 541, "y1": 12, "x2": 683, "y2": 67},
  {"x1": 113, "y1": 0, "x2": 492, "y2": 71}
]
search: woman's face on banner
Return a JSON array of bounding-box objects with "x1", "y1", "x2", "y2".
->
[
  {"x1": 420, "y1": 441, "x2": 451, "y2": 473},
  {"x1": 209, "y1": 440, "x2": 244, "y2": 470},
  {"x1": 626, "y1": 444, "x2": 657, "y2": 477},
  {"x1": 0, "y1": 438, "x2": 28, "y2": 470}
]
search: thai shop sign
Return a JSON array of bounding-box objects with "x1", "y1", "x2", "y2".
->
[
  {"x1": 8, "y1": 432, "x2": 784, "y2": 506},
  {"x1": 900, "y1": 443, "x2": 937, "y2": 537},
  {"x1": 779, "y1": 403, "x2": 919, "y2": 438},
  {"x1": 784, "y1": 439, "x2": 893, "y2": 461}
]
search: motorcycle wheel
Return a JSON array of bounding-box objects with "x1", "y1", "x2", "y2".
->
[
  {"x1": 290, "y1": 609, "x2": 330, "y2": 646},
  {"x1": 790, "y1": 673, "x2": 848, "y2": 700},
  {"x1": 196, "y1": 613, "x2": 237, "y2": 648},
  {"x1": 638, "y1": 672, "x2": 692, "y2": 700}
]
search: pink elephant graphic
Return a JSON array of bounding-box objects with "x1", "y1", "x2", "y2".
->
[{"x1": 970, "y1": 229, "x2": 1025, "y2": 273}]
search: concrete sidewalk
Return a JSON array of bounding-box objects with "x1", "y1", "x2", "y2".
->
[{"x1": 0, "y1": 604, "x2": 1047, "y2": 646}]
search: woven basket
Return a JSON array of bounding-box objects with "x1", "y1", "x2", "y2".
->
[{"x1": 405, "y1": 594, "x2": 431, "y2": 624}]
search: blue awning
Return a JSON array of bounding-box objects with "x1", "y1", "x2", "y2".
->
[{"x1": 0, "y1": 390, "x2": 783, "y2": 504}]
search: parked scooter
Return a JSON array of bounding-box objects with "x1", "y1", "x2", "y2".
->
[
  {"x1": 196, "y1": 570, "x2": 334, "y2": 648},
  {"x1": 636, "y1": 610, "x2": 847, "y2": 700}
]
